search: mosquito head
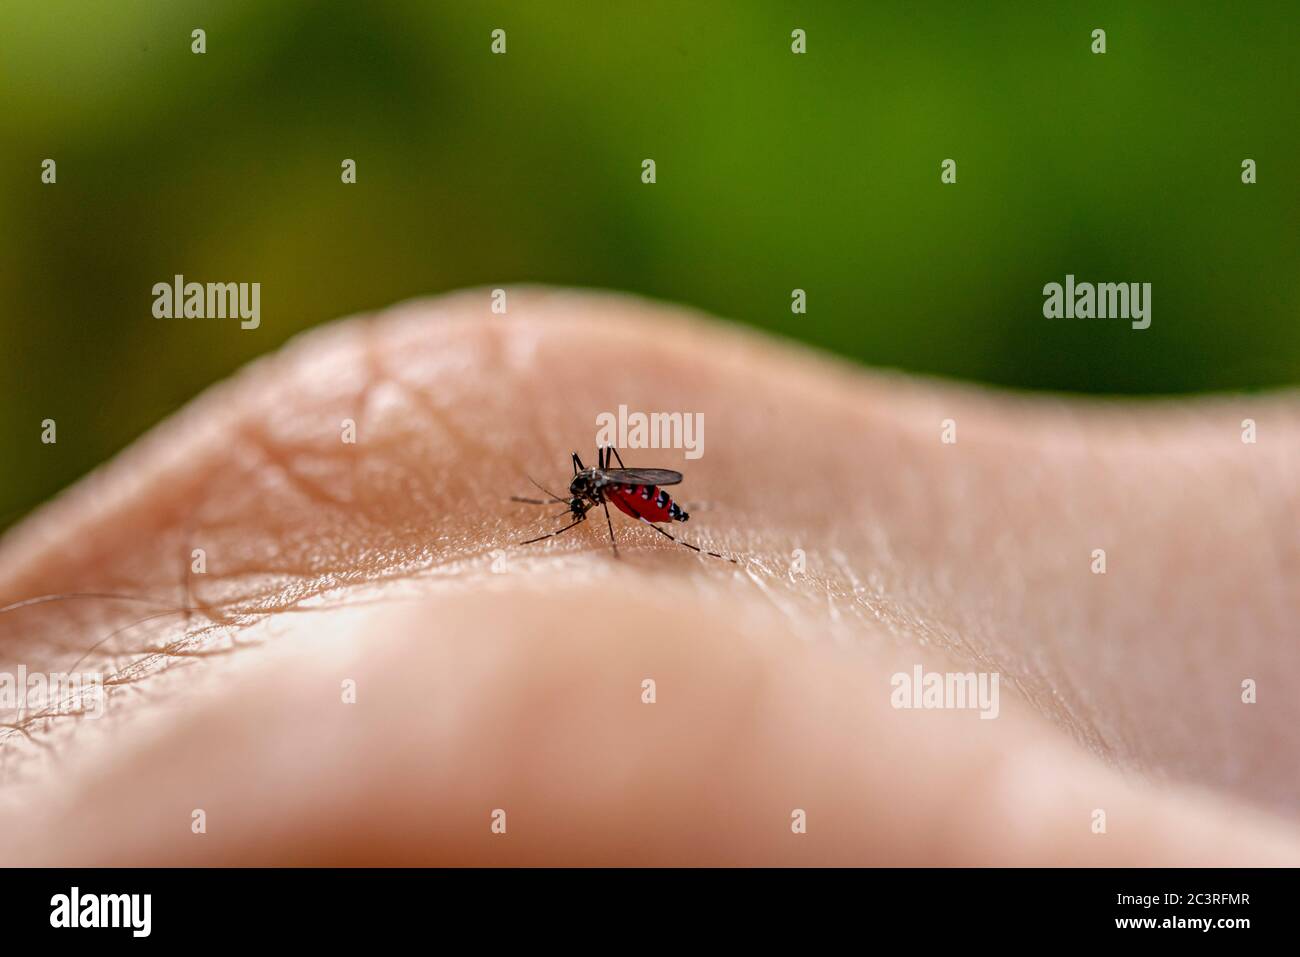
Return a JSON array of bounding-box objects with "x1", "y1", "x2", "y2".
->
[{"x1": 569, "y1": 472, "x2": 596, "y2": 501}]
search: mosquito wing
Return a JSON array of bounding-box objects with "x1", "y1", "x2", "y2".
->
[{"x1": 598, "y1": 468, "x2": 684, "y2": 487}]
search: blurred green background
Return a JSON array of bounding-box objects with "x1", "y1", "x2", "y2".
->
[{"x1": 2, "y1": 1, "x2": 1297, "y2": 529}]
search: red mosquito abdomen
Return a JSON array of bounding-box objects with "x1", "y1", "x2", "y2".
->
[{"x1": 606, "y1": 484, "x2": 688, "y2": 524}]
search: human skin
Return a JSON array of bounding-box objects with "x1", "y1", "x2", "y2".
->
[{"x1": 0, "y1": 287, "x2": 1296, "y2": 865}]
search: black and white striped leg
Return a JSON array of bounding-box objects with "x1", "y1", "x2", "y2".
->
[
  {"x1": 519, "y1": 509, "x2": 587, "y2": 545},
  {"x1": 638, "y1": 519, "x2": 736, "y2": 562}
]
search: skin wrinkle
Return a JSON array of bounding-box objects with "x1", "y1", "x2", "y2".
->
[
  {"x1": 242, "y1": 421, "x2": 355, "y2": 512},
  {"x1": 0, "y1": 286, "x2": 1296, "y2": 864}
]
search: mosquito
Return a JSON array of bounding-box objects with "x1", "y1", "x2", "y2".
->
[{"x1": 512, "y1": 445, "x2": 736, "y2": 561}]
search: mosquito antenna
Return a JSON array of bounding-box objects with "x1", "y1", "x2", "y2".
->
[{"x1": 527, "y1": 475, "x2": 568, "y2": 503}]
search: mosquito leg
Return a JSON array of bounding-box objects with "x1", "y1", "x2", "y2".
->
[
  {"x1": 638, "y1": 519, "x2": 736, "y2": 562},
  {"x1": 519, "y1": 513, "x2": 586, "y2": 546},
  {"x1": 600, "y1": 496, "x2": 619, "y2": 558},
  {"x1": 609, "y1": 445, "x2": 627, "y2": 468}
]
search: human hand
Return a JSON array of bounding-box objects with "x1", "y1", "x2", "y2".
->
[{"x1": 1, "y1": 287, "x2": 1295, "y2": 865}]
